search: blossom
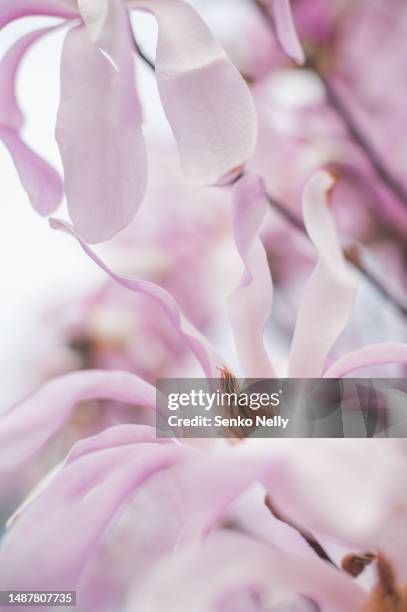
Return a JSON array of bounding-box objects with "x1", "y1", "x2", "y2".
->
[
  {"x1": 1, "y1": 1, "x2": 407, "y2": 608},
  {"x1": 223, "y1": 0, "x2": 407, "y2": 320},
  {"x1": 43, "y1": 142, "x2": 238, "y2": 383},
  {"x1": 1, "y1": 0, "x2": 257, "y2": 242},
  {"x1": 1, "y1": 170, "x2": 407, "y2": 609},
  {"x1": 47, "y1": 170, "x2": 407, "y2": 381}
]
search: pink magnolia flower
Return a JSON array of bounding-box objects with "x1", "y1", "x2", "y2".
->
[
  {"x1": 0, "y1": 419, "x2": 369, "y2": 611},
  {"x1": 221, "y1": 0, "x2": 407, "y2": 312},
  {"x1": 1, "y1": 171, "x2": 407, "y2": 610},
  {"x1": 46, "y1": 170, "x2": 407, "y2": 380},
  {"x1": 35, "y1": 142, "x2": 237, "y2": 385},
  {"x1": 0, "y1": 0, "x2": 257, "y2": 242}
]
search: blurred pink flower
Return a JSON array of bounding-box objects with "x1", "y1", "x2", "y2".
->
[
  {"x1": 0, "y1": 0, "x2": 257, "y2": 242},
  {"x1": 0, "y1": 420, "x2": 371, "y2": 611}
]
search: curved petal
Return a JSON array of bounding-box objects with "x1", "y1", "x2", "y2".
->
[
  {"x1": 261, "y1": 438, "x2": 407, "y2": 550},
  {"x1": 129, "y1": 0, "x2": 257, "y2": 186},
  {"x1": 0, "y1": 28, "x2": 50, "y2": 131},
  {"x1": 0, "y1": 369, "x2": 157, "y2": 472},
  {"x1": 0, "y1": 26, "x2": 64, "y2": 214},
  {"x1": 0, "y1": 126, "x2": 63, "y2": 215},
  {"x1": 0, "y1": 442, "x2": 187, "y2": 591},
  {"x1": 0, "y1": 0, "x2": 77, "y2": 29},
  {"x1": 227, "y1": 174, "x2": 275, "y2": 378},
  {"x1": 323, "y1": 342, "x2": 407, "y2": 378},
  {"x1": 56, "y1": 6, "x2": 147, "y2": 243},
  {"x1": 130, "y1": 530, "x2": 364, "y2": 612},
  {"x1": 65, "y1": 424, "x2": 174, "y2": 464},
  {"x1": 288, "y1": 171, "x2": 357, "y2": 378},
  {"x1": 272, "y1": 0, "x2": 305, "y2": 65},
  {"x1": 50, "y1": 218, "x2": 221, "y2": 376}
]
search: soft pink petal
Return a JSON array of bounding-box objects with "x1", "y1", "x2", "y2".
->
[
  {"x1": 175, "y1": 449, "x2": 275, "y2": 542},
  {"x1": 0, "y1": 26, "x2": 64, "y2": 214},
  {"x1": 0, "y1": 442, "x2": 187, "y2": 591},
  {"x1": 323, "y1": 342, "x2": 407, "y2": 377},
  {"x1": 6, "y1": 424, "x2": 174, "y2": 529},
  {"x1": 130, "y1": 530, "x2": 364, "y2": 612},
  {"x1": 0, "y1": 126, "x2": 63, "y2": 215},
  {"x1": 167, "y1": 447, "x2": 311, "y2": 559},
  {"x1": 0, "y1": 369, "x2": 157, "y2": 472},
  {"x1": 0, "y1": 0, "x2": 77, "y2": 29},
  {"x1": 50, "y1": 218, "x2": 220, "y2": 376},
  {"x1": 0, "y1": 28, "x2": 51, "y2": 131},
  {"x1": 273, "y1": 0, "x2": 305, "y2": 64},
  {"x1": 56, "y1": 7, "x2": 147, "y2": 243},
  {"x1": 288, "y1": 171, "x2": 357, "y2": 377},
  {"x1": 129, "y1": 0, "x2": 257, "y2": 186},
  {"x1": 261, "y1": 438, "x2": 407, "y2": 550},
  {"x1": 65, "y1": 424, "x2": 173, "y2": 465},
  {"x1": 227, "y1": 174, "x2": 275, "y2": 378}
]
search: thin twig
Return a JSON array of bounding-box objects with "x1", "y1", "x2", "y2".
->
[{"x1": 313, "y1": 66, "x2": 407, "y2": 211}]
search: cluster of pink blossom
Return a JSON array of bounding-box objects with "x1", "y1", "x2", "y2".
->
[{"x1": 1, "y1": 1, "x2": 407, "y2": 610}]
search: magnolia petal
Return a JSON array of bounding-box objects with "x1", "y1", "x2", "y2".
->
[
  {"x1": 0, "y1": 0, "x2": 77, "y2": 29},
  {"x1": 130, "y1": 530, "x2": 364, "y2": 612},
  {"x1": 56, "y1": 12, "x2": 147, "y2": 243},
  {"x1": 65, "y1": 424, "x2": 173, "y2": 464},
  {"x1": 0, "y1": 369, "x2": 157, "y2": 472},
  {"x1": 0, "y1": 443, "x2": 186, "y2": 591},
  {"x1": 175, "y1": 449, "x2": 275, "y2": 543},
  {"x1": 263, "y1": 439, "x2": 407, "y2": 549},
  {"x1": 323, "y1": 342, "x2": 407, "y2": 378},
  {"x1": 0, "y1": 126, "x2": 63, "y2": 215},
  {"x1": 288, "y1": 172, "x2": 357, "y2": 378},
  {"x1": 50, "y1": 218, "x2": 220, "y2": 376},
  {"x1": 273, "y1": 0, "x2": 305, "y2": 65},
  {"x1": 129, "y1": 0, "x2": 257, "y2": 186},
  {"x1": 7, "y1": 424, "x2": 175, "y2": 528},
  {"x1": 0, "y1": 26, "x2": 65, "y2": 215},
  {"x1": 0, "y1": 28, "x2": 51, "y2": 131},
  {"x1": 227, "y1": 174, "x2": 275, "y2": 378},
  {"x1": 171, "y1": 447, "x2": 310, "y2": 559}
]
